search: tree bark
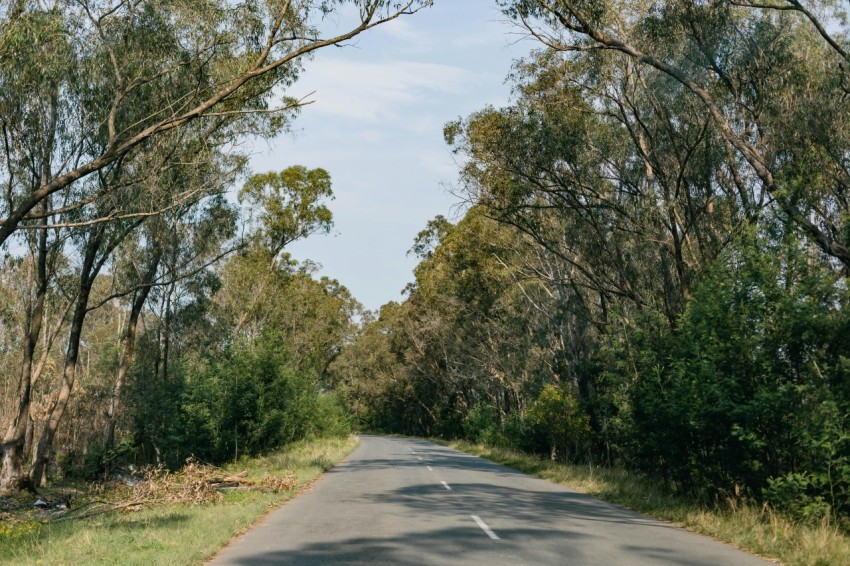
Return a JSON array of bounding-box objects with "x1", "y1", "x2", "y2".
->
[
  {"x1": 0, "y1": 220, "x2": 46, "y2": 492},
  {"x1": 29, "y1": 227, "x2": 103, "y2": 486},
  {"x1": 0, "y1": 86, "x2": 58, "y2": 492},
  {"x1": 103, "y1": 248, "x2": 162, "y2": 451}
]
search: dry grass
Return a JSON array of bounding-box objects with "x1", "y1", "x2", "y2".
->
[
  {"x1": 0, "y1": 435, "x2": 359, "y2": 566},
  {"x1": 25, "y1": 458, "x2": 301, "y2": 523},
  {"x1": 451, "y1": 441, "x2": 850, "y2": 566}
]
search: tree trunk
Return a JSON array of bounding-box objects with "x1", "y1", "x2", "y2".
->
[
  {"x1": 0, "y1": 204, "x2": 49, "y2": 493},
  {"x1": 0, "y1": 89, "x2": 58, "y2": 492},
  {"x1": 22, "y1": 295, "x2": 76, "y2": 462},
  {"x1": 28, "y1": 212, "x2": 143, "y2": 485},
  {"x1": 103, "y1": 249, "x2": 162, "y2": 451},
  {"x1": 29, "y1": 228, "x2": 102, "y2": 486},
  {"x1": 158, "y1": 281, "x2": 175, "y2": 383}
]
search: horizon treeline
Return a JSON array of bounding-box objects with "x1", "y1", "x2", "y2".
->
[{"x1": 338, "y1": 1, "x2": 850, "y2": 527}]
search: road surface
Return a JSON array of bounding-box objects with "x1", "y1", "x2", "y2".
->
[{"x1": 210, "y1": 435, "x2": 772, "y2": 565}]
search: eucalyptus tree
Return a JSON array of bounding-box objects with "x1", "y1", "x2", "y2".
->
[
  {"x1": 239, "y1": 165, "x2": 334, "y2": 265},
  {"x1": 1, "y1": 0, "x2": 434, "y2": 492},
  {"x1": 273, "y1": 269, "x2": 362, "y2": 382},
  {"x1": 210, "y1": 165, "x2": 334, "y2": 340},
  {"x1": 498, "y1": 0, "x2": 850, "y2": 269},
  {"x1": 0, "y1": 0, "x2": 433, "y2": 248},
  {"x1": 0, "y1": 2, "x2": 71, "y2": 491},
  {"x1": 446, "y1": 38, "x2": 757, "y2": 330},
  {"x1": 28, "y1": 200, "x2": 146, "y2": 486},
  {"x1": 442, "y1": 4, "x2": 838, "y2": 453},
  {"x1": 0, "y1": 102, "x2": 244, "y2": 488},
  {"x1": 100, "y1": 192, "x2": 239, "y2": 454},
  {"x1": 345, "y1": 210, "x2": 560, "y2": 437}
]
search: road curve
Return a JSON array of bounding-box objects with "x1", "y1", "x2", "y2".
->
[{"x1": 210, "y1": 435, "x2": 773, "y2": 565}]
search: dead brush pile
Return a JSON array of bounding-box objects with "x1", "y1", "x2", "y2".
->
[
  {"x1": 131, "y1": 458, "x2": 297, "y2": 505},
  {"x1": 58, "y1": 458, "x2": 297, "y2": 521},
  {"x1": 129, "y1": 459, "x2": 225, "y2": 506}
]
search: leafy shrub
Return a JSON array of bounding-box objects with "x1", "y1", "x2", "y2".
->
[
  {"x1": 764, "y1": 473, "x2": 832, "y2": 523},
  {"x1": 527, "y1": 384, "x2": 590, "y2": 462},
  {"x1": 462, "y1": 403, "x2": 501, "y2": 446}
]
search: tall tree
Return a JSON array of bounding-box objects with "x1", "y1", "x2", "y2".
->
[
  {"x1": 499, "y1": 0, "x2": 850, "y2": 268},
  {"x1": 0, "y1": 0, "x2": 433, "y2": 247}
]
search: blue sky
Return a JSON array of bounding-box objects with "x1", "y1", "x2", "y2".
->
[{"x1": 249, "y1": 1, "x2": 530, "y2": 312}]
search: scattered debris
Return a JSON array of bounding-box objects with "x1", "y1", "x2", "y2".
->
[{"x1": 0, "y1": 458, "x2": 297, "y2": 529}]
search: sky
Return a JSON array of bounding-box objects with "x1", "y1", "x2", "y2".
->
[{"x1": 249, "y1": 1, "x2": 531, "y2": 312}]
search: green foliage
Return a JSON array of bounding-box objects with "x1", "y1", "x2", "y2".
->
[
  {"x1": 462, "y1": 404, "x2": 501, "y2": 446},
  {"x1": 127, "y1": 332, "x2": 351, "y2": 467},
  {"x1": 239, "y1": 166, "x2": 334, "y2": 260},
  {"x1": 104, "y1": 168, "x2": 358, "y2": 472},
  {"x1": 527, "y1": 384, "x2": 590, "y2": 461},
  {"x1": 624, "y1": 229, "x2": 850, "y2": 517},
  {"x1": 763, "y1": 473, "x2": 832, "y2": 524},
  {"x1": 180, "y1": 334, "x2": 350, "y2": 462},
  {"x1": 78, "y1": 438, "x2": 137, "y2": 481}
]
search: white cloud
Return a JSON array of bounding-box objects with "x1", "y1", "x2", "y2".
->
[
  {"x1": 247, "y1": 0, "x2": 531, "y2": 310},
  {"x1": 293, "y1": 57, "x2": 470, "y2": 125},
  {"x1": 378, "y1": 18, "x2": 432, "y2": 45},
  {"x1": 417, "y1": 145, "x2": 460, "y2": 181}
]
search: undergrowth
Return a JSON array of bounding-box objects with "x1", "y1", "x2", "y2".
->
[
  {"x1": 0, "y1": 435, "x2": 359, "y2": 566},
  {"x1": 450, "y1": 441, "x2": 850, "y2": 566}
]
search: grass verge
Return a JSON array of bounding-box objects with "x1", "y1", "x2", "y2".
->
[
  {"x1": 449, "y1": 441, "x2": 850, "y2": 566},
  {"x1": 0, "y1": 435, "x2": 359, "y2": 566}
]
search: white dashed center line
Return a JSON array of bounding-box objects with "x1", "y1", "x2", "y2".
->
[
  {"x1": 471, "y1": 515, "x2": 500, "y2": 540},
  {"x1": 440, "y1": 481, "x2": 452, "y2": 491},
  {"x1": 427, "y1": 466, "x2": 433, "y2": 471}
]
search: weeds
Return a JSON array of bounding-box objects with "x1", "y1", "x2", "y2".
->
[
  {"x1": 0, "y1": 435, "x2": 358, "y2": 566},
  {"x1": 451, "y1": 441, "x2": 850, "y2": 566}
]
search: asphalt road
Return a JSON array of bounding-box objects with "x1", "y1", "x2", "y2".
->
[{"x1": 210, "y1": 435, "x2": 773, "y2": 565}]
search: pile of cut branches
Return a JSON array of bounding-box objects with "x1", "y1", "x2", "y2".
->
[{"x1": 56, "y1": 458, "x2": 296, "y2": 521}]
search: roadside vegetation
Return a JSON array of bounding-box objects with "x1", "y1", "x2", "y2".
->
[
  {"x1": 452, "y1": 441, "x2": 849, "y2": 566},
  {"x1": 0, "y1": 436, "x2": 358, "y2": 566},
  {"x1": 336, "y1": 1, "x2": 850, "y2": 561},
  {"x1": 4, "y1": 1, "x2": 850, "y2": 564},
  {"x1": 0, "y1": 0, "x2": 429, "y2": 494}
]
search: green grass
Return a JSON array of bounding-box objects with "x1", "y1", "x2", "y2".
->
[
  {"x1": 0, "y1": 435, "x2": 359, "y2": 566},
  {"x1": 449, "y1": 441, "x2": 850, "y2": 566}
]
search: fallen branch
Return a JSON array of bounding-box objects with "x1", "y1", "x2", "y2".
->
[{"x1": 39, "y1": 459, "x2": 296, "y2": 523}]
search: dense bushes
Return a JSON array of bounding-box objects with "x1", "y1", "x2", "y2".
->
[
  {"x1": 110, "y1": 333, "x2": 352, "y2": 472},
  {"x1": 342, "y1": 218, "x2": 850, "y2": 526},
  {"x1": 182, "y1": 335, "x2": 351, "y2": 463},
  {"x1": 624, "y1": 233, "x2": 850, "y2": 520},
  {"x1": 52, "y1": 250, "x2": 360, "y2": 479}
]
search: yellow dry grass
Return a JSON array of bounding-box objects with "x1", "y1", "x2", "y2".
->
[
  {"x1": 451, "y1": 441, "x2": 850, "y2": 566},
  {"x1": 0, "y1": 435, "x2": 359, "y2": 566}
]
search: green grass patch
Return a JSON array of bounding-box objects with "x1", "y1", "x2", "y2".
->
[
  {"x1": 449, "y1": 441, "x2": 850, "y2": 566},
  {"x1": 0, "y1": 435, "x2": 359, "y2": 566}
]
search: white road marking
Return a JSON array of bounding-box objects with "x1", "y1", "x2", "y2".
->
[
  {"x1": 427, "y1": 466, "x2": 433, "y2": 471},
  {"x1": 471, "y1": 515, "x2": 500, "y2": 540},
  {"x1": 417, "y1": 457, "x2": 423, "y2": 461},
  {"x1": 441, "y1": 481, "x2": 451, "y2": 491}
]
